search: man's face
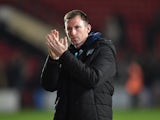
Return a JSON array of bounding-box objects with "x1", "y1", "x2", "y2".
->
[{"x1": 65, "y1": 15, "x2": 91, "y2": 48}]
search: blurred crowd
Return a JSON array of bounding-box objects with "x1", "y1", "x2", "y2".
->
[
  {"x1": 0, "y1": 23, "x2": 46, "y2": 108},
  {"x1": 104, "y1": 10, "x2": 160, "y2": 108}
]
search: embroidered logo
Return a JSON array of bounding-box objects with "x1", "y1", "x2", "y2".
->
[
  {"x1": 86, "y1": 49, "x2": 94, "y2": 56},
  {"x1": 79, "y1": 49, "x2": 83, "y2": 56}
]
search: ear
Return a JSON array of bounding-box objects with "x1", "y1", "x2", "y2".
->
[{"x1": 87, "y1": 24, "x2": 91, "y2": 33}]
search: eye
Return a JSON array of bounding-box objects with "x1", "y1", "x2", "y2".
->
[
  {"x1": 67, "y1": 27, "x2": 72, "y2": 31},
  {"x1": 75, "y1": 26, "x2": 81, "y2": 29}
]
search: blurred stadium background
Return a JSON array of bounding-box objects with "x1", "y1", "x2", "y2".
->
[{"x1": 0, "y1": 0, "x2": 160, "y2": 119}]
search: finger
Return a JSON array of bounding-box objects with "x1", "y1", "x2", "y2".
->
[
  {"x1": 45, "y1": 35, "x2": 51, "y2": 47},
  {"x1": 48, "y1": 34, "x2": 57, "y2": 46},
  {"x1": 46, "y1": 35, "x2": 55, "y2": 50},
  {"x1": 46, "y1": 35, "x2": 52, "y2": 45},
  {"x1": 46, "y1": 39, "x2": 58, "y2": 55},
  {"x1": 46, "y1": 33, "x2": 61, "y2": 56},
  {"x1": 59, "y1": 38, "x2": 64, "y2": 44},
  {"x1": 46, "y1": 39, "x2": 52, "y2": 49},
  {"x1": 64, "y1": 37, "x2": 68, "y2": 48},
  {"x1": 51, "y1": 29, "x2": 59, "y2": 41},
  {"x1": 55, "y1": 30, "x2": 59, "y2": 40},
  {"x1": 47, "y1": 35, "x2": 61, "y2": 55}
]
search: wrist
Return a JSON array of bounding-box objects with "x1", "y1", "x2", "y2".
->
[
  {"x1": 49, "y1": 55, "x2": 59, "y2": 60},
  {"x1": 53, "y1": 57, "x2": 59, "y2": 60}
]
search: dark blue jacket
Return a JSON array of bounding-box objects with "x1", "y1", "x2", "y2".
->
[{"x1": 41, "y1": 32, "x2": 117, "y2": 120}]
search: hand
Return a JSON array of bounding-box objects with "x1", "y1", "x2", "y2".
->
[
  {"x1": 46, "y1": 29, "x2": 68, "y2": 59},
  {"x1": 48, "y1": 49, "x2": 59, "y2": 60}
]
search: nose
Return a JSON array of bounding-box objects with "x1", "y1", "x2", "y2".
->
[{"x1": 70, "y1": 28, "x2": 76, "y2": 36}]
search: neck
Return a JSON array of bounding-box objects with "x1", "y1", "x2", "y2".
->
[{"x1": 74, "y1": 40, "x2": 86, "y2": 49}]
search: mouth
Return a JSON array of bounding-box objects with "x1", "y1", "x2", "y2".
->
[
  {"x1": 70, "y1": 37, "x2": 78, "y2": 41},
  {"x1": 70, "y1": 36, "x2": 76, "y2": 39}
]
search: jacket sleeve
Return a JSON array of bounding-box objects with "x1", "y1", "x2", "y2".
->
[
  {"x1": 40, "y1": 55, "x2": 60, "y2": 92},
  {"x1": 59, "y1": 45, "x2": 116, "y2": 88}
]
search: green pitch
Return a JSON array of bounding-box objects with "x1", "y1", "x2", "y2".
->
[
  {"x1": 0, "y1": 108, "x2": 159, "y2": 120},
  {"x1": 0, "y1": 109, "x2": 53, "y2": 120},
  {"x1": 113, "y1": 108, "x2": 160, "y2": 120}
]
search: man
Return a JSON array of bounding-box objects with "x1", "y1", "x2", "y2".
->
[{"x1": 41, "y1": 10, "x2": 117, "y2": 120}]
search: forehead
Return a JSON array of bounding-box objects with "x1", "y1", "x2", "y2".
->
[{"x1": 65, "y1": 15, "x2": 86, "y2": 27}]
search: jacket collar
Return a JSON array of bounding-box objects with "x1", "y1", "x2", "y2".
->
[
  {"x1": 82, "y1": 32, "x2": 102, "y2": 48},
  {"x1": 69, "y1": 32, "x2": 102, "y2": 52}
]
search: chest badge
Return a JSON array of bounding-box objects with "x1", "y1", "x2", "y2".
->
[{"x1": 86, "y1": 49, "x2": 95, "y2": 56}]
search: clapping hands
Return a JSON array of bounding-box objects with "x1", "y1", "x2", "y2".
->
[{"x1": 46, "y1": 29, "x2": 68, "y2": 60}]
